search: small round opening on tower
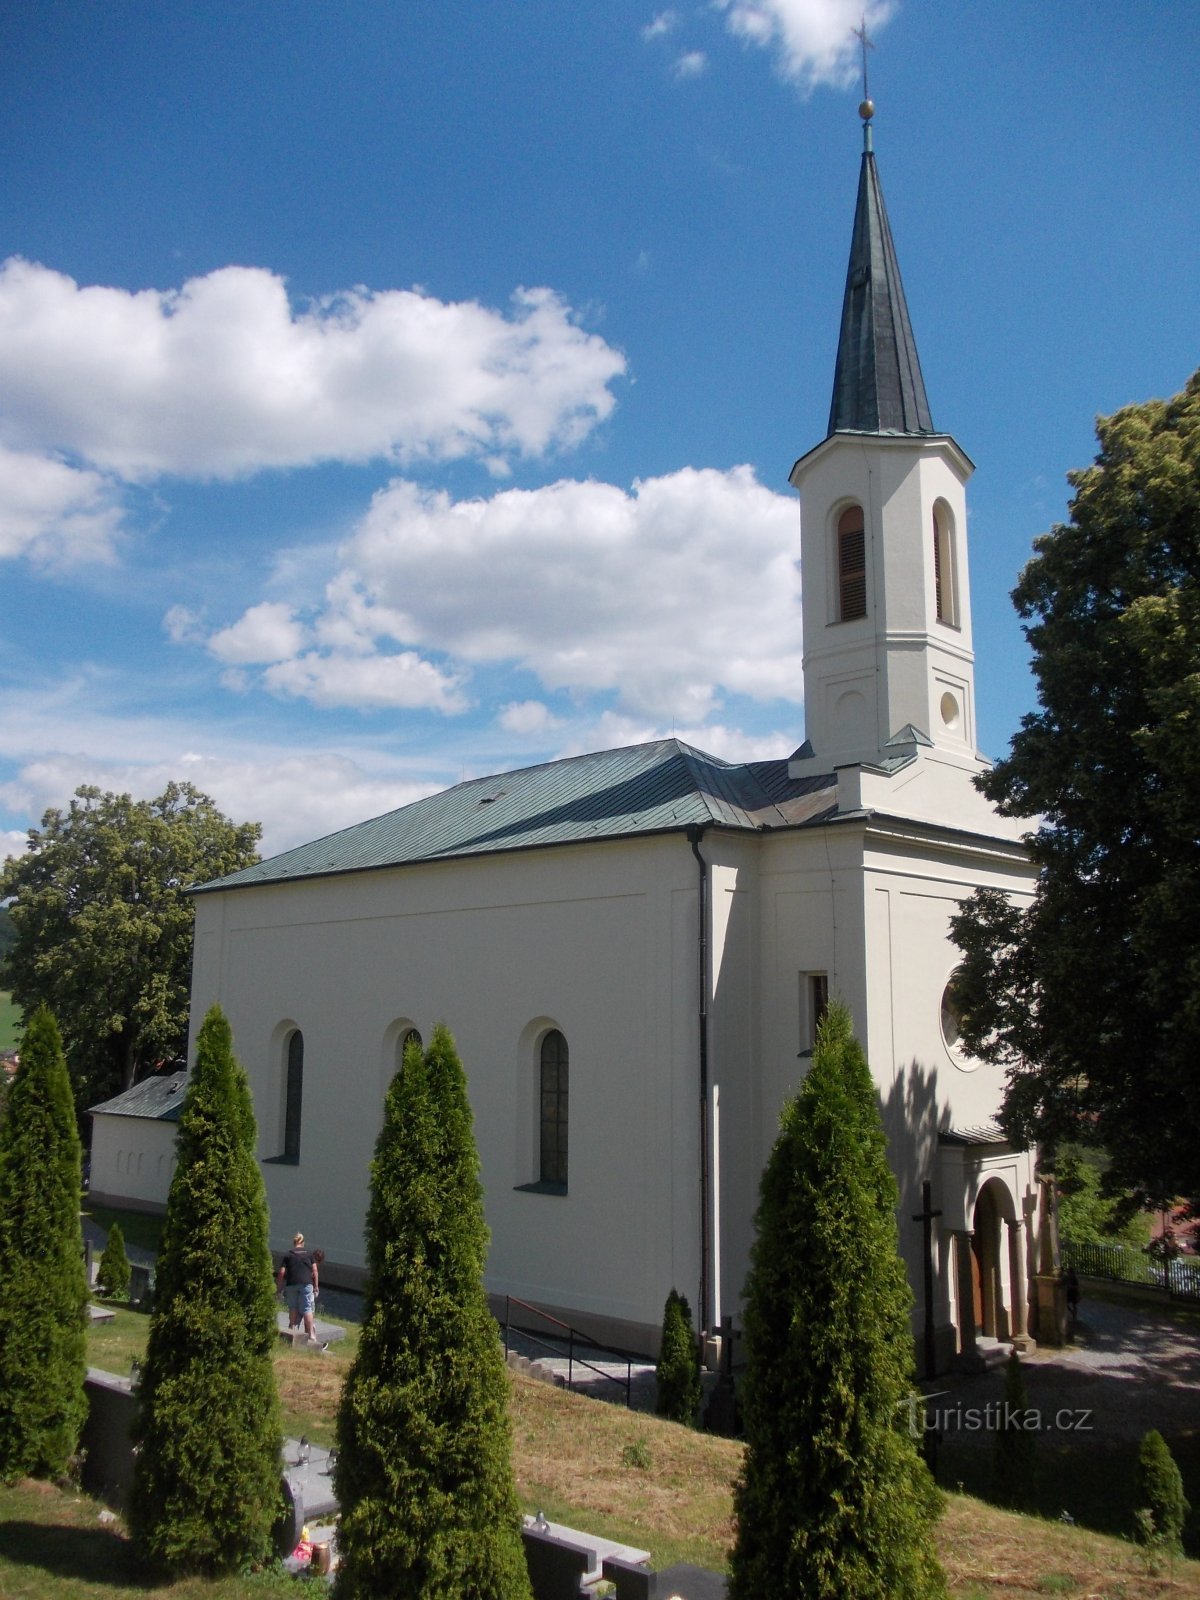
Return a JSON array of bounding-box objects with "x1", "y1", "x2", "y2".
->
[{"x1": 939, "y1": 691, "x2": 960, "y2": 730}]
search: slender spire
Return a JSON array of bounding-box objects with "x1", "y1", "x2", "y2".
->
[{"x1": 827, "y1": 100, "x2": 934, "y2": 437}]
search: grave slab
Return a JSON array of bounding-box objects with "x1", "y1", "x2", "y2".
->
[
  {"x1": 522, "y1": 1513, "x2": 650, "y2": 1588},
  {"x1": 276, "y1": 1310, "x2": 346, "y2": 1347}
]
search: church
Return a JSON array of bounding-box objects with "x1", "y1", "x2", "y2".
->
[{"x1": 181, "y1": 103, "x2": 1039, "y2": 1373}]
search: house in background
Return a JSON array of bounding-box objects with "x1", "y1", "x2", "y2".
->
[
  {"x1": 88, "y1": 1071, "x2": 187, "y2": 1214},
  {"x1": 183, "y1": 106, "x2": 1039, "y2": 1371}
]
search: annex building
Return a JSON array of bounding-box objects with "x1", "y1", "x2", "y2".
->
[{"x1": 175, "y1": 107, "x2": 1039, "y2": 1371}]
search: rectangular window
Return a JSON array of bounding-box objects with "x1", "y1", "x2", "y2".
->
[{"x1": 799, "y1": 972, "x2": 829, "y2": 1055}]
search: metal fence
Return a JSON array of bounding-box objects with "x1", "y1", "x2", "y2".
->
[{"x1": 1063, "y1": 1238, "x2": 1200, "y2": 1302}]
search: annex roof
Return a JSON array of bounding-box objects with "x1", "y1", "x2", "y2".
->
[
  {"x1": 827, "y1": 132, "x2": 934, "y2": 438},
  {"x1": 89, "y1": 1070, "x2": 189, "y2": 1122},
  {"x1": 195, "y1": 737, "x2": 840, "y2": 893}
]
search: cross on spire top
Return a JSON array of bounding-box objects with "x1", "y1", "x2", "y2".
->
[{"x1": 852, "y1": 16, "x2": 875, "y2": 104}]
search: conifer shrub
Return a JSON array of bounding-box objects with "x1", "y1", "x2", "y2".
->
[
  {"x1": 334, "y1": 1024, "x2": 531, "y2": 1599},
  {"x1": 655, "y1": 1288, "x2": 701, "y2": 1425},
  {"x1": 992, "y1": 1349, "x2": 1037, "y2": 1510},
  {"x1": 1134, "y1": 1429, "x2": 1189, "y2": 1553},
  {"x1": 97, "y1": 1220, "x2": 132, "y2": 1301},
  {"x1": 0, "y1": 1006, "x2": 89, "y2": 1480},
  {"x1": 128, "y1": 1006, "x2": 282, "y2": 1574},
  {"x1": 728, "y1": 1001, "x2": 945, "y2": 1600}
]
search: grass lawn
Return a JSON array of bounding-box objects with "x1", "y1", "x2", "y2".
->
[
  {"x1": 68, "y1": 1309, "x2": 1200, "y2": 1597},
  {"x1": 0, "y1": 989, "x2": 21, "y2": 1051}
]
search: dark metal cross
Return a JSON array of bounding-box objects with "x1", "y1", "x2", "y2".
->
[
  {"x1": 852, "y1": 16, "x2": 875, "y2": 102},
  {"x1": 912, "y1": 1180, "x2": 942, "y2": 1380}
]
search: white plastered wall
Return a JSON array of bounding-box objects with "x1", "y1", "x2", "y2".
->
[
  {"x1": 89, "y1": 1115, "x2": 178, "y2": 1212},
  {"x1": 189, "y1": 832, "x2": 707, "y2": 1350}
]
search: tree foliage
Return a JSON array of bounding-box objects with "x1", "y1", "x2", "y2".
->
[
  {"x1": 1134, "y1": 1428, "x2": 1189, "y2": 1553},
  {"x1": 334, "y1": 1025, "x2": 531, "y2": 1600},
  {"x1": 655, "y1": 1288, "x2": 701, "y2": 1426},
  {"x1": 129, "y1": 1006, "x2": 281, "y2": 1575},
  {"x1": 952, "y1": 371, "x2": 1200, "y2": 1206},
  {"x1": 97, "y1": 1220, "x2": 132, "y2": 1301},
  {"x1": 0, "y1": 1007, "x2": 89, "y2": 1481},
  {"x1": 728, "y1": 1001, "x2": 945, "y2": 1600},
  {"x1": 1055, "y1": 1149, "x2": 1150, "y2": 1248},
  {"x1": 0, "y1": 783, "x2": 260, "y2": 1116}
]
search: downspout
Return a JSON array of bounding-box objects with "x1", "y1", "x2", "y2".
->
[{"x1": 686, "y1": 824, "x2": 712, "y2": 1338}]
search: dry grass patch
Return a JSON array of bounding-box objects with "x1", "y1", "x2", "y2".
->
[
  {"x1": 509, "y1": 1370, "x2": 740, "y2": 1570},
  {"x1": 938, "y1": 1492, "x2": 1200, "y2": 1598}
]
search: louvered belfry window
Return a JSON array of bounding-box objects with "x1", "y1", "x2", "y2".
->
[
  {"x1": 539, "y1": 1029, "x2": 569, "y2": 1187},
  {"x1": 933, "y1": 509, "x2": 946, "y2": 622},
  {"x1": 838, "y1": 505, "x2": 867, "y2": 620}
]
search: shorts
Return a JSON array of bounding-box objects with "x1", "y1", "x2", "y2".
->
[{"x1": 286, "y1": 1282, "x2": 315, "y2": 1316}]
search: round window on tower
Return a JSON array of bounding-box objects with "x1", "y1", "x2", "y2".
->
[
  {"x1": 940, "y1": 969, "x2": 977, "y2": 1073},
  {"x1": 939, "y1": 691, "x2": 960, "y2": 731}
]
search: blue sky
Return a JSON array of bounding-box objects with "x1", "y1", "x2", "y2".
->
[{"x1": 1, "y1": 1, "x2": 1195, "y2": 859}]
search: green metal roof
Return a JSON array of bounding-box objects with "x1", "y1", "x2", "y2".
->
[
  {"x1": 196, "y1": 737, "x2": 839, "y2": 893},
  {"x1": 90, "y1": 1071, "x2": 189, "y2": 1121}
]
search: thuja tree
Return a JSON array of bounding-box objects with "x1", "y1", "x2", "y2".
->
[
  {"x1": 992, "y1": 1350, "x2": 1037, "y2": 1510},
  {"x1": 334, "y1": 1024, "x2": 531, "y2": 1600},
  {"x1": 729, "y1": 1001, "x2": 945, "y2": 1600},
  {"x1": 0, "y1": 1006, "x2": 88, "y2": 1480},
  {"x1": 97, "y1": 1221, "x2": 132, "y2": 1301},
  {"x1": 129, "y1": 1006, "x2": 281, "y2": 1574},
  {"x1": 655, "y1": 1289, "x2": 701, "y2": 1425},
  {"x1": 1134, "y1": 1429, "x2": 1189, "y2": 1553}
]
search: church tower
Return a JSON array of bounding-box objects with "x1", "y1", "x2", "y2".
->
[{"x1": 790, "y1": 101, "x2": 980, "y2": 774}]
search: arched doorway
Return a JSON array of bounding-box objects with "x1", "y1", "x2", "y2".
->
[{"x1": 971, "y1": 1178, "x2": 1016, "y2": 1339}]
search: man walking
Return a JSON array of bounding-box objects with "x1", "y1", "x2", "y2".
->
[{"x1": 277, "y1": 1231, "x2": 319, "y2": 1342}]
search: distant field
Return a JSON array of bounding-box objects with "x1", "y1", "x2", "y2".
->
[{"x1": 0, "y1": 990, "x2": 20, "y2": 1052}]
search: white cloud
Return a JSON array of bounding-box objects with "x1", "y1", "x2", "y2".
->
[
  {"x1": 498, "y1": 700, "x2": 562, "y2": 736},
  {"x1": 0, "y1": 259, "x2": 626, "y2": 483},
  {"x1": 673, "y1": 50, "x2": 708, "y2": 78},
  {"x1": 562, "y1": 710, "x2": 793, "y2": 764},
  {"x1": 199, "y1": 464, "x2": 803, "y2": 723},
  {"x1": 1, "y1": 828, "x2": 28, "y2": 862},
  {"x1": 207, "y1": 601, "x2": 309, "y2": 665},
  {"x1": 0, "y1": 736, "x2": 444, "y2": 860},
  {"x1": 0, "y1": 444, "x2": 123, "y2": 565},
  {"x1": 261, "y1": 650, "x2": 468, "y2": 713},
  {"x1": 715, "y1": 0, "x2": 893, "y2": 90},
  {"x1": 642, "y1": 11, "x2": 678, "y2": 40}
]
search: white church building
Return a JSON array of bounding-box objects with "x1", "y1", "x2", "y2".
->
[{"x1": 184, "y1": 106, "x2": 1039, "y2": 1373}]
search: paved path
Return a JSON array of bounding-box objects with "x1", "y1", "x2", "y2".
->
[{"x1": 922, "y1": 1291, "x2": 1200, "y2": 1447}]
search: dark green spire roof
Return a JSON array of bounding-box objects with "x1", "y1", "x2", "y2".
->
[{"x1": 827, "y1": 128, "x2": 934, "y2": 437}]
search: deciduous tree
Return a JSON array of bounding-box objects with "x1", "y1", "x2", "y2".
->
[
  {"x1": 729, "y1": 1002, "x2": 945, "y2": 1600},
  {"x1": 0, "y1": 1007, "x2": 89, "y2": 1480},
  {"x1": 1, "y1": 784, "x2": 260, "y2": 1114},
  {"x1": 129, "y1": 1006, "x2": 281, "y2": 1575},
  {"x1": 334, "y1": 1025, "x2": 531, "y2": 1599},
  {"x1": 952, "y1": 371, "x2": 1200, "y2": 1206}
]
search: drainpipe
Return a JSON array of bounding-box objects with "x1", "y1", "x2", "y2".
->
[{"x1": 687, "y1": 824, "x2": 712, "y2": 1339}]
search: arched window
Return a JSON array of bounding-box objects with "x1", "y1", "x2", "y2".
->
[
  {"x1": 933, "y1": 503, "x2": 958, "y2": 626},
  {"x1": 283, "y1": 1029, "x2": 304, "y2": 1162},
  {"x1": 396, "y1": 1027, "x2": 423, "y2": 1073},
  {"x1": 837, "y1": 504, "x2": 867, "y2": 620},
  {"x1": 539, "y1": 1030, "x2": 569, "y2": 1188}
]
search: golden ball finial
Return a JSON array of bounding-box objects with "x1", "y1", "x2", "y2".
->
[{"x1": 859, "y1": 98, "x2": 875, "y2": 121}]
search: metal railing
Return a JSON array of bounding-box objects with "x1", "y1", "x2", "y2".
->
[
  {"x1": 1063, "y1": 1238, "x2": 1200, "y2": 1302},
  {"x1": 502, "y1": 1295, "x2": 635, "y2": 1407}
]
